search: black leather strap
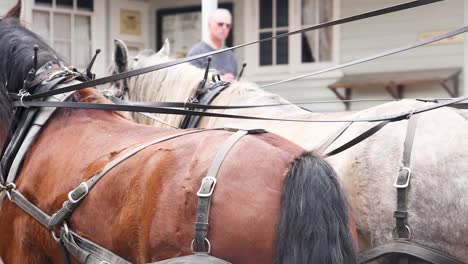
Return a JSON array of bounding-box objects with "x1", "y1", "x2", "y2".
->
[
  {"x1": 394, "y1": 115, "x2": 418, "y2": 240},
  {"x1": 193, "y1": 129, "x2": 265, "y2": 253},
  {"x1": 358, "y1": 241, "x2": 466, "y2": 264},
  {"x1": 313, "y1": 122, "x2": 353, "y2": 156},
  {"x1": 8, "y1": 98, "x2": 430, "y2": 124},
  {"x1": 325, "y1": 120, "x2": 391, "y2": 157},
  {"x1": 180, "y1": 81, "x2": 230, "y2": 129}
]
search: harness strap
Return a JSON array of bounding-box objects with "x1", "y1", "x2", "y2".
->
[
  {"x1": 61, "y1": 230, "x2": 130, "y2": 264},
  {"x1": 358, "y1": 241, "x2": 466, "y2": 264},
  {"x1": 180, "y1": 80, "x2": 230, "y2": 129},
  {"x1": 8, "y1": 188, "x2": 51, "y2": 227},
  {"x1": 48, "y1": 128, "x2": 216, "y2": 227},
  {"x1": 394, "y1": 115, "x2": 418, "y2": 240},
  {"x1": 18, "y1": 0, "x2": 443, "y2": 101},
  {"x1": 192, "y1": 129, "x2": 266, "y2": 253},
  {"x1": 325, "y1": 120, "x2": 391, "y2": 157}
]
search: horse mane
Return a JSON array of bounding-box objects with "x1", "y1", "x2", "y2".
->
[
  {"x1": 130, "y1": 54, "x2": 297, "y2": 126},
  {"x1": 0, "y1": 18, "x2": 62, "y2": 93}
]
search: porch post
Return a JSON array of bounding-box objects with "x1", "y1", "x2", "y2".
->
[{"x1": 202, "y1": 0, "x2": 218, "y2": 43}]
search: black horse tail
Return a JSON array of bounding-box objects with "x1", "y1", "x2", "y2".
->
[{"x1": 275, "y1": 152, "x2": 357, "y2": 264}]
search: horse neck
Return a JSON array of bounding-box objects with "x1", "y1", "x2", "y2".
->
[{"x1": 128, "y1": 62, "x2": 206, "y2": 127}]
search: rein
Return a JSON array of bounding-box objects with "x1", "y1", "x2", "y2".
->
[{"x1": 9, "y1": 0, "x2": 443, "y2": 102}]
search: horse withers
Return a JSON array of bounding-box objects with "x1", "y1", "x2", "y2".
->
[
  {"x1": 0, "y1": 13, "x2": 358, "y2": 264},
  {"x1": 110, "y1": 39, "x2": 468, "y2": 263}
]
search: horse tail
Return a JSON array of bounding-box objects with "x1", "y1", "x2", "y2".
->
[{"x1": 274, "y1": 152, "x2": 357, "y2": 264}]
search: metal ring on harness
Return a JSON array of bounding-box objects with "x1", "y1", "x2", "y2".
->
[
  {"x1": 392, "y1": 224, "x2": 412, "y2": 240},
  {"x1": 51, "y1": 222, "x2": 69, "y2": 241},
  {"x1": 191, "y1": 238, "x2": 211, "y2": 254},
  {"x1": 0, "y1": 182, "x2": 16, "y2": 201},
  {"x1": 100, "y1": 89, "x2": 114, "y2": 98},
  {"x1": 19, "y1": 91, "x2": 31, "y2": 108}
]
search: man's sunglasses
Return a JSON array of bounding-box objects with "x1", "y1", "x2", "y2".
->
[{"x1": 217, "y1": 22, "x2": 231, "y2": 29}]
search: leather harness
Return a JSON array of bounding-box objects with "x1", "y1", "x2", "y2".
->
[
  {"x1": 0, "y1": 64, "x2": 264, "y2": 263},
  {"x1": 180, "y1": 75, "x2": 230, "y2": 129},
  {"x1": 355, "y1": 115, "x2": 466, "y2": 264}
]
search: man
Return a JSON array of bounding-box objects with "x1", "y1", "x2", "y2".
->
[{"x1": 187, "y1": 8, "x2": 237, "y2": 81}]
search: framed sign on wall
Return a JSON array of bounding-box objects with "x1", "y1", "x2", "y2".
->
[
  {"x1": 120, "y1": 9, "x2": 142, "y2": 35},
  {"x1": 156, "y1": 3, "x2": 233, "y2": 58}
]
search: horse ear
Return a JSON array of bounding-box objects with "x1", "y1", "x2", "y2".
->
[
  {"x1": 156, "y1": 39, "x2": 171, "y2": 57},
  {"x1": 113, "y1": 39, "x2": 128, "y2": 73},
  {"x1": 5, "y1": 0, "x2": 22, "y2": 19}
]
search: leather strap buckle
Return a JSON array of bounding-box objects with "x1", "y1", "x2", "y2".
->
[
  {"x1": 68, "y1": 182, "x2": 89, "y2": 203},
  {"x1": 191, "y1": 238, "x2": 211, "y2": 254},
  {"x1": 394, "y1": 167, "x2": 411, "y2": 188},
  {"x1": 197, "y1": 176, "x2": 217, "y2": 197}
]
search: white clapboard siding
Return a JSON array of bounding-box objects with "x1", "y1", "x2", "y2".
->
[{"x1": 260, "y1": 0, "x2": 464, "y2": 111}]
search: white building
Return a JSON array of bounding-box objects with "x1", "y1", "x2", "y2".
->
[{"x1": 1, "y1": 0, "x2": 465, "y2": 111}]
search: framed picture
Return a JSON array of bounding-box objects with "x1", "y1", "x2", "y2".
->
[
  {"x1": 121, "y1": 9, "x2": 142, "y2": 35},
  {"x1": 156, "y1": 3, "x2": 233, "y2": 58}
]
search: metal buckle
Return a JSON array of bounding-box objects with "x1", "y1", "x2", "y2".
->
[
  {"x1": 392, "y1": 224, "x2": 412, "y2": 240},
  {"x1": 197, "y1": 176, "x2": 217, "y2": 197},
  {"x1": 67, "y1": 182, "x2": 89, "y2": 203},
  {"x1": 51, "y1": 222, "x2": 69, "y2": 241},
  {"x1": 394, "y1": 167, "x2": 411, "y2": 188},
  {"x1": 18, "y1": 90, "x2": 31, "y2": 108},
  {"x1": 1, "y1": 183, "x2": 16, "y2": 201},
  {"x1": 191, "y1": 238, "x2": 211, "y2": 254}
]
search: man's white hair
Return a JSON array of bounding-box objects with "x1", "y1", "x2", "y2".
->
[{"x1": 209, "y1": 8, "x2": 232, "y2": 22}]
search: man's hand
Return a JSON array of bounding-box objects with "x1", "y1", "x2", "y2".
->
[{"x1": 223, "y1": 73, "x2": 235, "y2": 81}]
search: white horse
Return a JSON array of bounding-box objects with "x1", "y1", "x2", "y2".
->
[{"x1": 109, "y1": 39, "x2": 468, "y2": 263}]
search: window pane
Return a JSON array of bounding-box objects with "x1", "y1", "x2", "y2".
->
[
  {"x1": 32, "y1": 11, "x2": 50, "y2": 42},
  {"x1": 259, "y1": 32, "x2": 272, "y2": 66},
  {"x1": 56, "y1": 0, "x2": 73, "y2": 8},
  {"x1": 35, "y1": 0, "x2": 52, "y2": 5},
  {"x1": 301, "y1": 33, "x2": 315, "y2": 63},
  {"x1": 78, "y1": 0, "x2": 94, "y2": 11},
  {"x1": 53, "y1": 13, "x2": 71, "y2": 40},
  {"x1": 301, "y1": 0, "x2": 333, "y2": 62},
  {"x1": 276, "y1": 31, "x2": 288, "y2": 64},
  {"x1": 259, "y1": 0, "x2": 272, "y2": 29},
  {"x1": 318, "y1": 0, "x2": 333, "y2": 61},
  {"x1": 54, "y1": 40, "x2": 71, "y2": 62},
  {"x1": 74, "y1": 16, "x2": 91, "y2": 68},
  {"x1": 302, "y1": 0, "x2": 318, "y2": 25},
  {"x1": 276, "y1": 0, "x2": 288, "y2": 27}
]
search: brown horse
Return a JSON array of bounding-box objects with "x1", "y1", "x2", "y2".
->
[{"x1": 0, "y1": 15, "x2": 357, "y2": 264}]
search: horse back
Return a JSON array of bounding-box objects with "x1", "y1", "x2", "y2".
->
[{"x1": 0, "y1": 103, "x2": 304, "y2": 263}]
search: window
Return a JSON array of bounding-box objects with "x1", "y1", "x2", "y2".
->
[
  {"x1": 259, "y1": 0, "x2": 289, "y2": 66},
  {"x1": 32, "y1": 0, "x2": 94, "y2": 69},
  {"x1": 301, "y1": 0, "x2": 333, "y2": 63},
  {"x1": 255, "y1": 0, "x2": 336, "y2": 70}
]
